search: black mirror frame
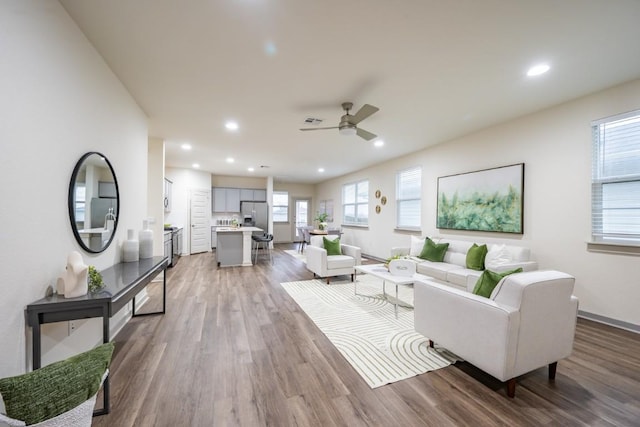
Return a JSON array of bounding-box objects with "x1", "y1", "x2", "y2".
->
[{"x1": 68, "y1": 151, "x2": 120, "y2": 254}]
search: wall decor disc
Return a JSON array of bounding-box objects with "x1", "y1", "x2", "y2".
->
[
  {"x1": 375, "y1": 205, "x2": 381, "y2": 214},
  {"x1": 375, "y1": 190, "x2": 381, "y2": 199},
  {"x1": 381, "y1": 196, "x2": 387, "y2": 205}
]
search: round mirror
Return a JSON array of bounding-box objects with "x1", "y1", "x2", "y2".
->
[{"x1": 68, "y1": 152, "x2": 120, "y2": 253}]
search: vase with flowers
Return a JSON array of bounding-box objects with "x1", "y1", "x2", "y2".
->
[{"x1": 314, "y1": 212, "x2": 329, "y2": 230}]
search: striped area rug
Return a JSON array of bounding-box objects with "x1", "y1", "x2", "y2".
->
[{"x1": 280, "y1": 274, "x2": 458, "y2": 388}]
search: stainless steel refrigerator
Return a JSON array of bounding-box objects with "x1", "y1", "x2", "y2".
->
[{"x1": 240, "y1": 201, "x2": 268, "y2": 236}]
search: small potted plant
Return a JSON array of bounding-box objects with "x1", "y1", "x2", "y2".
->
[
  {"x1": 314, "y1": 212, "x2": 329, "y2": 230},
  {"x1": 88, "y1": 266, "x2": 104, "y2": 293}
]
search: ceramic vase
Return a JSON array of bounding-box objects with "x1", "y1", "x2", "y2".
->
[
  {"x1": 139, "y1": 219, "x2": 153, "y2": 259},
  {"x1": 123, "y1": 229, "x2": 139, "y2": 262}
]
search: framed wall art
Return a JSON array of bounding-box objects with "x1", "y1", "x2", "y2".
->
[{"x1": 436, "y1": 163, "x2": 524, "y2": 234}]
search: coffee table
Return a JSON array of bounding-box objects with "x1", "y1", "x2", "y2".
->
[{"x1": 354, "y1": 264, "x2": 431, "y2": 318}]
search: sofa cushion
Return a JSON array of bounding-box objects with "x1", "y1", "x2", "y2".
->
[
  {"x1": 416, "y1": 260, "x2": 462, "y2": 281},
  {"x1": 466, "y1": 243, "x2": 488, "y2": 271},
  {"x1": 326, "y1": 255, "x2": 355, "y2": 269},
  {"x1": 410, "y1": 236, "x2": 426, "y2": 256},
  {"x1": 446, "y1": 268, "x2": 483, "y2": 288},
  {"x1": 419, "y1": 238, "x2": 449, "y2": 262},
  {"x1": 0, "y1": 343, "x2": 114, "y2": 426},
  {"x1": 323, "y1": 237, "x2": 342, "y2": 255},
  {"x1": 472, "y1": 268, "x2": 523, "y2": 298}
]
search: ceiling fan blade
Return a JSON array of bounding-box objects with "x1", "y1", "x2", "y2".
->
[
  {"x1": 300, "y1": 126, "x2": 339, "y2": 131},
  {"x1": 356, "y1": 127, "x2": 377, "y2": 141},
  {"x1": 351, "y1": 104, "x2": 379, "y2": 124}
]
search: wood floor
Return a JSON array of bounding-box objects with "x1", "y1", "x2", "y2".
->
[{"x1": 93, "y1": 245, "x2": 640, "y2": 426}]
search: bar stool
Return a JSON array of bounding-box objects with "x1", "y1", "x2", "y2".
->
[{"x1": 253, "y1": 233, "x2": 274, "y2": 264}]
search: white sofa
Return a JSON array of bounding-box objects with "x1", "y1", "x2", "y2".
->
[
  {"x1": 414, "y1": 270, "x2": 579, "y2": 397},
  {"x1": 306, "y1": 235, "x2": 362, "y2": 284},
  {"x1": 391, "y1": 236, "x2": 538, "y2": 291}
]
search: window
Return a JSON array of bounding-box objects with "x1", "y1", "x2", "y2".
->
[
  {"x1": 272, "y1": 191, "x2": 289, "y2": 222},
  {"x1": 343, "y1": 180, "x2": 368, "y2": 225},
  {"x1": 74, "y1": 183, "x2": 86, "y2": 224},
  {"x1": 396, "y1": 166, "x2": 421, "y2": 229},
  {"x1": 592, "y1": 110, "x2": 640, "y2": 244},
  {"x1": 318, "y1": 199, "x2": 334, "y2": 222}
]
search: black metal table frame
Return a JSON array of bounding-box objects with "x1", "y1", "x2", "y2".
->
[{"x1": 26, "y1": 257, "x2": 168, "y2": 416}]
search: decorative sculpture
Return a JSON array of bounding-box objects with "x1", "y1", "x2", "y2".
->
[{"x1": 56, "y1": 251, "x2": 89, "y2": 298}]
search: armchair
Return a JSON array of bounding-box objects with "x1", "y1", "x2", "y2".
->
[
  {"x1": 306, "y1": 235, "x2": 361, "y2": 284},
  {"x1": 414, "y1": 270, "x2": 578, "y2": 397}
]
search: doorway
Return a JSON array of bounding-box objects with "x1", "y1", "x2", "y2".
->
[
  {"x1": 190, "y1": 188, "x2": 211, "y2": 254},
  {"x1": 293, "y1": 198, "x2": 311, "y2": 242}
]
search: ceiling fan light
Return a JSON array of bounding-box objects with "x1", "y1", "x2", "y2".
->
[{"x1": 339, "y1": 126, "x2": 357, "y2": 136}]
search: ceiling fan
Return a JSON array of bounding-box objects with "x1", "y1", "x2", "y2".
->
[{"x1": 300, "y1": 102, "x2": 379, "y2": 141}]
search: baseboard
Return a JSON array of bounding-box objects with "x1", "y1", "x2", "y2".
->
[
  {"x1": 362, "y1": 253, "x2": 385, "y2": 263},
  {"x1": 578, "y1": 310, "x2": 640, "y2": 334}
]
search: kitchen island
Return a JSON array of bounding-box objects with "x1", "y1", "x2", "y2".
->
[{"x1": 215, "y1": 226, "x2": 263, "y2": 267}]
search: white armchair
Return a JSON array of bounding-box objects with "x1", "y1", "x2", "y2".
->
[
  {"x1": 306, "y1": 235, "x2": 361, "y2": 284},
  {"x1": 414, "y1": 270, "x2": 579, "y2": 397}
]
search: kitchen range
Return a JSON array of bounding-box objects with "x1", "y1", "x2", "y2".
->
[{"x1": 163, "y1": 226, "x2": 183, "y2": 267}]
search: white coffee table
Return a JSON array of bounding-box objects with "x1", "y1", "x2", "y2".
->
[{"x1": 354, "y1": 264, "x2": 431, "y2": 318}]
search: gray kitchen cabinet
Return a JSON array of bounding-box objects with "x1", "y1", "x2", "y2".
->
[
  {"x1": 239, "y1": 188, "x2": 267, "y2": 202},
  {"x1": 253, "y1": 189, "x2": 266, "y2": 202},
  {"x1": 212, "y1": 187, "x2": 241, "y2": 213},
  {"x1": 164, "y1": 178, "x2": 172, "y2": 213}
]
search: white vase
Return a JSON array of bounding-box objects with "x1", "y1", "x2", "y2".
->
[
  {"x1": 123, "y1": 229, "x2": 139, "y2": 262},
  {"x1": 139, "y1": 219, "x2": 153, "y2": 259}
]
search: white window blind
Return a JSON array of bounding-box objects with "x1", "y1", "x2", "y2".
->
[
  {"x1": 396, "y1": 166, "x2": 421, "y2": 229},
  {"x1": 343, "y1": 180, "x2": 369, "y2": 225},
  {"x1": 272, "y1": 191, "x2": 289, "y2": 222},
  {"x1": 592, "y1": 110, "x2": 640, "y2": 244}
]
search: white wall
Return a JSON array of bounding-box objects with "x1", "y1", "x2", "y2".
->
[
  {"x1": 318, "y1": 79, "x2": 640, "y2": 329},
  {"x1": 0, "y1": 1, "x2": 148, "y2": 377},
  {"x1": 165, "y1": 167, "x2": 213, "y2": 254},
  {"x1": 148, "y1": 138, "x2": 165, "y2": 256}
]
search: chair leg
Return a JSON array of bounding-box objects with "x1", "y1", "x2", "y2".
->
[
  {"x1": 428, "y1": 340, "x2": 434, "y2": 348},
  {"x1": 506, "y1": 378, "x2": 516, "y2": 398},
  {"x1": 549, "y1": 361, "x2": 558, "y2": 380},
  {"x1": 326, "y1": 277, "x2": 330, "y2": 284},
  {"x1": 350, "y1": 273, "x2": 354, "y2": 282}
]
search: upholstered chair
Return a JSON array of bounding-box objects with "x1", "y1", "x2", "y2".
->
[
  {"x1": 305, "y1": 235, "x2": 361, "y2": 284},
  {"x1": 414, "y1": 270, "x2": 579, "y2": 397}
]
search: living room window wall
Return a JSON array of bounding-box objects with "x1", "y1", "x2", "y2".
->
[
  {"x1": 591, "y1": 109, "x2": 640, "y2": 244},
  {"x1": 343, "y1": 180, "x2": 368, "y2": 225},
  {"x1": 396, "y1": 166, "x2": 421, "y2": 229}
]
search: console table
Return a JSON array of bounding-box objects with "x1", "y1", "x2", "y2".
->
[{"x1": 26, "y1": 256, "x2": 169, "y2": 415}]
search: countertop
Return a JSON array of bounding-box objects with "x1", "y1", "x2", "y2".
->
[{"x1": 215, "y1": 226, "x2": 263, "y2": 233}]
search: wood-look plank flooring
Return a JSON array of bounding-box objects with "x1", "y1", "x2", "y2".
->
[{"x1": 93, "y1": 245, "x2": 640, "y2": 426}]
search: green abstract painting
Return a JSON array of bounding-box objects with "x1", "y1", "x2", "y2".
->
[{"x1": 437, "y1": 163, "x2": 524, "y2": 233}]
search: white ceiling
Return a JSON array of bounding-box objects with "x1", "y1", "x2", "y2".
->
[{"x1": 60, "y1": 0, "x2": 640, "y2": 184}]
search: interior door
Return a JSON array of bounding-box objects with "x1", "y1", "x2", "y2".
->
[
  {"x1": 190, "y1": 189, "x2": 210, "y2": 254},
  {"x1": 293, "y1": 198, "x2": 311, "y2": 242}
]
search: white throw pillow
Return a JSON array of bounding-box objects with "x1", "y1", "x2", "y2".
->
[
  {"x1": 485, "y1": 244, "x2": 512, "y2": 269},
  {"x1": 410, "y1": 236, "x2": 426, "y2": 257}
]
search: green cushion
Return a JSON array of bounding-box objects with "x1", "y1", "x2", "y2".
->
[
  {"x1": 418, "y1": 238, "x2": 449, "y2": 262},
  {"x1": 472, "y1": 268, "x2": 523, "y2": 298},
  {"x1": 0, "y1": 342, "x2": 114, "y2": 425},
  {"x1": 466, "y1": 243, "x2": 488, "y2": 271},
  {"x1": 323, "y1": 237, "x2": 342, "y2": 256}
]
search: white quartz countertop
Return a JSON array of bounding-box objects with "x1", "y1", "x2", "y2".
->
[{"x1": 215, "y1": 226, "x2": 263, "y2": 233}]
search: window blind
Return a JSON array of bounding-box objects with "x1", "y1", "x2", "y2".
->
[
  {"x1": 396, "y1": 167, "x2": 421, "y2": 228},
  {"x1": 591, "y1": 110, "x2": 640, "y2": 243}
]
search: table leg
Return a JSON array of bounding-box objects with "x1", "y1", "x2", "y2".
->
[
  {"x1": 32, "y1": 319, "x2": 41, "y2": 369},
  {"x1": 395, "y1": 283, "x2": 399, "y2": 318}
]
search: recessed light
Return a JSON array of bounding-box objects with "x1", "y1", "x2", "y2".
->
[
  {"x1": 374, "y1": 139, "x2": 384, "y2": 147},
  {"x1": 192, "y1": 163, "x2": 200, "y2": 168},
  {"x1": 181, "y1": 143, "x2": 192, "y2": 150},
  {"x1": 526, "y1": 63, "x2": 550, "y2": 77},
  {"x1": 226, "y1": 157, "x2": 235, "y2": 163},
  {"x1": 318, "y1": 168, "x2": 325, "y2": 173},
  {"x1": 248, "y1": 167, "x2": 255, "y2": 172},
  {"x1": 225, "y1": 121, "x2": 239, "y2": 131}
]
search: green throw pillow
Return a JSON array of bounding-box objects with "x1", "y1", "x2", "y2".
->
[
  {"x1": 323, "y1": 237, "x2": 342, "y2": 256},
  {"x1": 472, "y1": 268, "x2": 523, "y2": 298},
  {"x1": 466, "y1": 243, "x2": 488, "y2": 271},
  {"x1": 0, "y1": 342, "x2": 114, "y2": 425},
  {"x1": 418, "y1": 238, "x2": 449, "y2": 262}
]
